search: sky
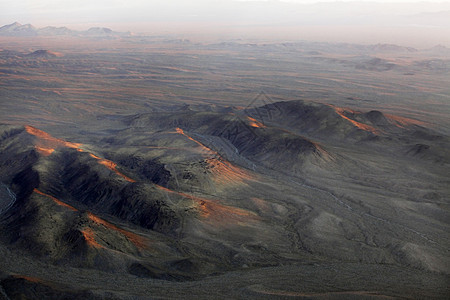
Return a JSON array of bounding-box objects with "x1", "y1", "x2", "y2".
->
[{"x1": 1, "y1": 0, "x2": 450, "y2": 46}]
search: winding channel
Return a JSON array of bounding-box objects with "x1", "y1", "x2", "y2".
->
[
  {"x1": 0, "y1": 183, "x2": 16, "y2": 215},
  {"x1": 288, "y1": 178, "x2": 437, "y2": 245}
]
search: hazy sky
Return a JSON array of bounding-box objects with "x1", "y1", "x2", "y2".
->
[{"x1": 1, "y1": 0, "x2": 450, "y2": 46}]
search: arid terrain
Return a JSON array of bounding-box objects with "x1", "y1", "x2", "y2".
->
[{"x1": 0, "y1": 26, "x2": 449, "y2": 299}]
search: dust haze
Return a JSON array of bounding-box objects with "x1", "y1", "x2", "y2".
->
[
  {"x1": 0, "y1": 1, "x2": 449, "y2": 299},
  {"x1": 2, "y1": 0, "x2": 450, "y2": 47}
]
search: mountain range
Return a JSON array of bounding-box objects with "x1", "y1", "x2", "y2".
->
[
  {"x1": 1, "y1": 99, "x2": 449, "y2": 298},
  {"x1": 0, "y1": 28, "x2": 449, "y2": 298},
  {"x1": 0, "y1": 22, "x2": 130, "y2": 38}
]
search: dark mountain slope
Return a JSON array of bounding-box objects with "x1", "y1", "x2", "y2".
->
[
  {"x1": 25, "y1": 50, "x2": 62, "y2": 58},
  {"x1": 0, "y1": 99, "x2": 449, "y2": 298}
]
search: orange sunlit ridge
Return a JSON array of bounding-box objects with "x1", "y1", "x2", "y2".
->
[
  {"x1": 247, "y1": 116, "x2": 266, "y2": 128},
  {"x1": 33, "y1": 189, "x2": 102, "y2": 248},
  {"x1": 88, "y1": 153, "x2": 136, "y2": 183},
  {"x1": 34, "y1": 188, "x2": 102, "y2": 249},
  {"x1": 156, "y1": 184, "x2": 258, "y2": 224},
  {"x1": 385, "y1": 114, "x2": 426, "y2": 128},
  {"x1": 32, "y1": 189, "x2": 147, "y2": 249},
  {"x1": 330, "y1": 106, "x2": 380, "y2": 134},
  {"x1": 12, "y1": 275, "x2": 44, "y2": 283},
  {"x1": 175, "y1": 127, "x2": 214, "y2": 153},
  {"x1": 25, "y1": 125, "x2": 135, "y2": 182},
  {"x1": 81, "y1": 228, "x2": 104, "y2": 249},
  {"x1": 25, "y1": 125, "x2": 82, "y2": 152},
  {"x1": 34, "y1": 188, "x2": 78, "y2": 211},
  {"x1": 84, "y1": 215, "x2": 148, "y2": 249},
  {"x1": 329, "y1": 106, "x2": 426, "y2": 132},
  {"x1": 175, "y1": 127, "x2": 254, "y2": 184},
  {"x1": 87, "y1": 212, "x2": 148, "y2": 248}
]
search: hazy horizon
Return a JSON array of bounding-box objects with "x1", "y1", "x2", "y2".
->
[{"x1": 2, "y1": 1, "x2": 450, "y2": 47}]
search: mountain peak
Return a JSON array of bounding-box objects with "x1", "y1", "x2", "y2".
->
[
  {"x1": 86, "y1": 27, "x2": 114, "y2": 36},
  {"x1": 0, "y1": 22, "x2": 129, "y2": 38},
  {"x1": 0, "y1": 22, "x2": 37, "y2": 36},
  {"x1": 430, "y1": 44, "x2": 450, "y2": 51},
  {"x1": 370, "y1": 43, "x2": 417, "y2": 52},
  {"x1": 0, "y1": 22, "x2": 21, "y2": 30},
  {"x1": 26, "y1": 49, "x2": 63, "y2": 58}
]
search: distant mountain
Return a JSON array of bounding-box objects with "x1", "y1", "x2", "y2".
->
[
  {"x1": 425, "y1": 44, "x2": 450, "y2": 55},
  {"x1": 355, "y1": 57, "x2": 398, "y2": 72},
  {"x1": 0, "y1": 22, "x2": 37, "y2": 36},
  {"x1": 25, "y1": 50, "x2": 63, "y2": 58},
  {"x1": 37, "y1": 26, "x2": 73, "y2": 36},
  {"x1": 367, "y1": 43, "x2": 417, "y2": 53},
  {"x1": 205, "y1": 41, "x2": 420, "y2": 56},
  {"x1": 85, "y1": 27, "x2": 113, "y2": 36},
  {"x1": 0, "y1": 22, "x2": 130, "y2": 37}
]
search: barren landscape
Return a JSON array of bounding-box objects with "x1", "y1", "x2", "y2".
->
[{"x1": 0, "y1": 22, "x2": 449, "y2": 299}]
